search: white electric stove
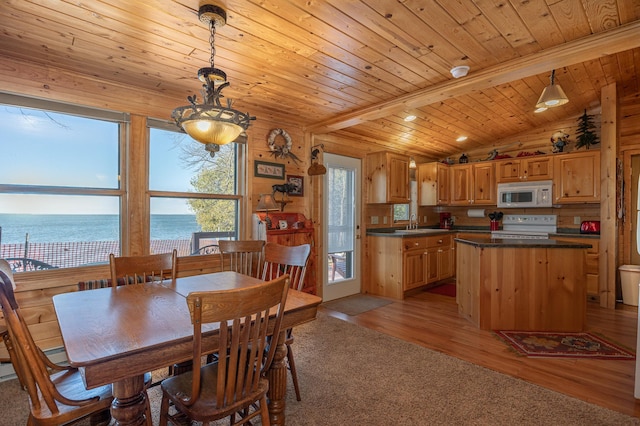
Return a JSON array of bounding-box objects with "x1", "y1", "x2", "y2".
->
[{"x1": 490, "y1": 214, "x2": 557, "y2": 239}]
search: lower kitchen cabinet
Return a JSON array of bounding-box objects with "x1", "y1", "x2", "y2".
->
[
  {"x1": 554, "y1": 236, "x2": 599, "y2": 299},
  {"x1": 425, "y1": 235, "x2": 453, "y2": 283},
  {"x1": 367, "y1": 233, "x2": 454, "y2": 299}
]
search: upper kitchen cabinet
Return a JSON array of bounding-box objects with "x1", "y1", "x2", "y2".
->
[
  {"x1": 417, "y1": 162, "x2": 450, "y2": 206},
  {"x1": 495, "y1": 156, "x2": 553, "y2": 183},
  {"x1": 450, "y1": 163, "x2": 496, "y2": 206},
  {"x1": 553, "y1": 151, "x2": 601, "y2": 203},
  {"x1": 365, "y1": 152, "x2": 410, "y2": 204}
]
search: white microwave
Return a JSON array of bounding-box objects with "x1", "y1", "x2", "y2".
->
[{"x1": 497, "y1": 180, "x2": 553, "y2": 208}]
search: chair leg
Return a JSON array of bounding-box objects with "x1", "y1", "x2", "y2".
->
[
  {"x1": 259, "y1": 394, "x2": 271, "y2": 426},
  {"x1": 286, "y1": 343, "x2": 301, "y2": 401},
  {"x1": 159, "y1": 393, "x2": 169, "y2": 426}
]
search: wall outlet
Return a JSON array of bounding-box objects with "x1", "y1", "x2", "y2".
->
[
  {"x1": 423, "y1": 215, "x2": 427, "y2": 223},
  {"x1": 371, "y1": 216, "x2": 379, "y2": 225},
  {"x1": 574, "y1": 216, "x2": 581, "y2": 225},
  {"x1": 383, "y1": 216, "x2": 388, "y2": 224}
]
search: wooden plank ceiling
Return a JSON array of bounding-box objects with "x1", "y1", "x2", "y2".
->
[{"x1": 0, "y1": 0, "x2": 639, "y2": 160}]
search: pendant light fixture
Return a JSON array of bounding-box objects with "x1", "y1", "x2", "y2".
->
[
  {"x1": 535, "y1": 69, "x2": 569, "y2": 112},
  {"x1": 172, "y1": 4, "x2": 254, "y2": 146}
]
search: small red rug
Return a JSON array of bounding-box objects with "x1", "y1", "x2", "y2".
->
[
  {"x1": 426, "y1": 282, "x2": 456, "y2": 297},
  {"x1": 495, "y1": 330, "x2": 635, "y2": 360}
]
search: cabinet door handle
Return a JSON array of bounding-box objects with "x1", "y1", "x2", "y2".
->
[{"x1": 438, "y1": 249, "x2": 443, "y2": 253}]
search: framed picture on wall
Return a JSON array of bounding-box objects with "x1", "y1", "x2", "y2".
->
[
  {"x1": 254, "y1": 160, "x2": 285, "y2": 179},
  {"x1": 287, "y1": 175, "x2": 304, "y2": 196}
]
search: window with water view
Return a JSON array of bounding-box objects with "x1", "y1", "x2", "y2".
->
[{"x1": 0, "y1": 98, "x2": 242, "y2": 272}]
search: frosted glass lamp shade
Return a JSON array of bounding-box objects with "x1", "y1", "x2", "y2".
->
[{"x1": 181, "y1": 118, "x2": 243, "y2": 145}]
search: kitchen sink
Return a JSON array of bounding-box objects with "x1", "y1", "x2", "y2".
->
[{"x1": 394, "y1": 229, "x2": 448, "y2": 234}]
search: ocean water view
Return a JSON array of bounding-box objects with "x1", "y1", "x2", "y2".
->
[{"x1": 0, "y1": 214, "x2": 202, "y2": 244}]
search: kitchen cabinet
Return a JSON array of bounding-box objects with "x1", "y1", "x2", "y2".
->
[
  {"x1": 553, "y1": 151, "x2": 600, "y2": 203},
  {"x1": 367, "y1": 233, "x2": 453, "y2": 299},
  {"x1": 554, "y1": 236, "x2": 599, "y2": 299},
  {"x1": 450, "y1": 163, "x2": 496, "y2": 205},
  {"x1": 457, "y1": 237, "x2": 589, "y2": 331},
  {"x1": 365, "y1": 151, "x2": 410, "y2": 204},
  {"x1": 417, "y1": 162, "x2": 450, "y2": 206},
  {"x1": 425, "y1": 234, "x2": 454, "y2": 283},
  {"x1": 403, "y1": 237, "x2": 429, "y2": 290},
  {"x1": 495, "y1": 156, "x2": 553, "y2": 183}
]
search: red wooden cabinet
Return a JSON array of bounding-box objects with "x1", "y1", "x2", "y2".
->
[{"x1": 255, "y1": 212, "x2": 316, "y2": 295}]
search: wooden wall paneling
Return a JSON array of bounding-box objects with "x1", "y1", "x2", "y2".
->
[
  {"x1": 307, "y1": 133, "x2": 323, "y2": 298},
  {"x1": 126, "y1": 114, "x2": 149, "y2": 256},
  {"x1": 0, "y1": 57, "x2": 178, "y2": 120},
  {"x1": 600, "y1": 82, "x2": 618, "y2": 308}
]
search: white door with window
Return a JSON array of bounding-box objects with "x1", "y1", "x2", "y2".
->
[{"x1": 322, "y1": 153, "x2": 361, "y2": 301}]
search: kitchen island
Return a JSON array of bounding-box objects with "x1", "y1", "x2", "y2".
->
[{"x1": 455, "y1": 236, "x2": 592, "y2": 332}]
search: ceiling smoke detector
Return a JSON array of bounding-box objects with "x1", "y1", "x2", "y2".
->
[{"x1": 450, "y1": 66, "x2": 470, "y2": 79}]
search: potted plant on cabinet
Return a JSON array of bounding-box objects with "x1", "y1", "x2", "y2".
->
[{"x1": 575, "y1": 109, "x2": 599, "y2": 150}]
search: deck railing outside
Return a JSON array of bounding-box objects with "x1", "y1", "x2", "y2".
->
[{"x1": 0, "y1": 240, "x2": 192, "y2": 271}]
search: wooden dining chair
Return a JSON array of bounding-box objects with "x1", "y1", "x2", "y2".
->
[
  {"x1": 159, "y1": 274, "x2": 290, "y2": 426},
  {"x1": 261, "y1": 242, "x2": 311, "y2": 402},
  {"x1": 218, "y1": 240, "x2": 265, "y2": 278},
  {"x1": 110, "y1": 250, "x2": 181, "y2": 379},
  {"x1": 1, "y1": 323, "x2": 27, "y2": 390},
  {"x1": 0, "y1": 259, "x2": 114, "y2": 426},
  {"x1": 109, "y1": 249, "x2": 177, "y2": 285}
]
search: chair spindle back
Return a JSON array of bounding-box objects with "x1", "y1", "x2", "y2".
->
[
  {"x1": 218, "y1": 240, "x2": 265, "y2": 278},
  {"x1": 262, "y1": 242, "x2": 311, "y2": 291}
]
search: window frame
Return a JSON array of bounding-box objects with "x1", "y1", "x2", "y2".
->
[
  {"x1": 0, "y1": 93, "x2": 128, "y2": 269},
  {"x1": 146, "y1": 118, "x2": 247, "y2": 250}
]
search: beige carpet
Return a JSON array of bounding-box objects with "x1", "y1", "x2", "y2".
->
[
  {"x1": 321, "y1": 294, "x2": 393, "y2": 316},
  {"x1": 2, "y1": 313, "x2": 639, "y2": 425}
]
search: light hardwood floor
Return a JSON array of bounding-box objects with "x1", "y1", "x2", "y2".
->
[{"x1": 321, "y1": 288, "x2": 640, "y2": 418}]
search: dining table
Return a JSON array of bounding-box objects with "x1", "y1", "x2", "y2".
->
[{"x1": 52, "y1": 271, "x2": 322, "y2": 426}]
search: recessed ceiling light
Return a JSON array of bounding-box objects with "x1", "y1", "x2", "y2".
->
[
  {"x1": 534, "y1": 107, "x2": 547, "y2": 113},
  {"x1": 404, "y1": 115, "x2": 417, "y2": 122},
  {"x1": 456, "y1": 135, "x2": 468, "y2": 142}
]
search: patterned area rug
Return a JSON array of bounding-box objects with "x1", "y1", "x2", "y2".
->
[{"x1": 495, "y1": 330, "x2": 635, "y2": 360}]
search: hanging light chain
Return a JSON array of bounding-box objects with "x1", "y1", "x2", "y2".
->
[{"x1": 209, "y1": 20, "x2": 217, "y2": 69}]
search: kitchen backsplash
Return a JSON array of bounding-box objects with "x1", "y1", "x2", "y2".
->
[{"x1": 365, "y1": 203, "x2": 600, "y2": 230}]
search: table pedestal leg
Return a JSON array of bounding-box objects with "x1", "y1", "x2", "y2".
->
[
  {"x1": 111, "y1": 375, "x2": 148, "y2": 426},
  {"x1": 267, "y1": 331, "x2": 288, "y2": 426}
]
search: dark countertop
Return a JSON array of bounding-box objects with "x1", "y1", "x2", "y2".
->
[
  {"x1": 454, "y1": 236, "x2": 592, "y2": 249},
  {"x1": 366, "y1": 227, "x2": 600, "y2": 239}
]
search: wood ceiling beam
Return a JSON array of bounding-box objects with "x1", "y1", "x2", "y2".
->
[{"x1": 306, "y1": 20, "x2": 640, "y2": 134}]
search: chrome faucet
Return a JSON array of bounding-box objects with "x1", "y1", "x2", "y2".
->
[{"x1": 407, "y1": 213, "x2": 418, "y2": 230}]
